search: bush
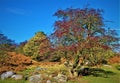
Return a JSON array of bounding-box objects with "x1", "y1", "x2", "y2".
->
[{"x1": 0, "y1": 52, "x2": 33, "y2": 74}]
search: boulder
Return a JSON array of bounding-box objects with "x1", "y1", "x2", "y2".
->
[
  {"x1": 1, "y1": 71, "x2": 15, "y2": 80},
  {"x1": 28, "y1": 74, "x2": 42, "y2": 83},
  {"x1": 46, "y1": 80, "x2": 51, "y2": 83},
  {"x1": 11, "y1": 74, "x2": 23, "y2": 80},
  {"x1": 54, "y1": 73, "x2": 67, "y2": 82}
]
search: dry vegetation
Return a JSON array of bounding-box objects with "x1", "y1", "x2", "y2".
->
[
  {"x1": 108, "y1": 55, "x2": 120, "y2": 64},
  {"x1": 0, "y1": 52, "x2": 33, "y2": 74}
]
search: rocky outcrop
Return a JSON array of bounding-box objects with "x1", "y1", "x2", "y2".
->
[
  {"x1": 0, "y1": 67, "x2": 68, "y2": 83},
  {"x1": 1, "y1": 71, "x2": 15, "y2": 80}
]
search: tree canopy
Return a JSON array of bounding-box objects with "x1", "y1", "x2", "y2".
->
[
  {"x1": 50, "y1": 8, "x2": 120, "y2": 77},
  {"x1": 23, "y1": 31, "x2": 51, "y2": 60}
]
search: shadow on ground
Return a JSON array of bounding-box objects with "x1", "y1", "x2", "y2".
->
[{"x1": 88, "y1": 68, "x2": 116, "y2": 77}]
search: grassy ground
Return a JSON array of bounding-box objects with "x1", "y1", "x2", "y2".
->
[
  {"x1": 0, "y1": 79, "x2": 26, "y2": 83},
  {"x1": 68, "y1": 64, "x2": 120, "y2": 83},
  {"x1": 0, "y1": 64, "x2": 120, "y2": 83}
]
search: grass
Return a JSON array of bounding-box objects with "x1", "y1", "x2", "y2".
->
[
  {"x1": 80, "y1": 64, "x2": 120, "y2": 83},
  {"x1": 0, "y1": 64, "x2": 120, "y2": 83},
  {"x1": 0, "y1": 79, "x2": 26, "y2": 83},
  {"x1": 82, "y1": 76, "x2": 119, "y2": 83}
]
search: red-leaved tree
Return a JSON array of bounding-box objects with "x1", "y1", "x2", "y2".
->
[{"x1": 50, "y1": 8, "x2": 120, "y2": 77}]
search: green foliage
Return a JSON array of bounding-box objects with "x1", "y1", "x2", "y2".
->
[
  {"x1": 23, "y1": 31, "x2": 48, "y2": 60},
  {"x1": 87, "y1": 48, "x2": 115, "y2": 66}
]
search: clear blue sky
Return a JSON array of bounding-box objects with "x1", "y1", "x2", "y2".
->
[{"x1": 0, "y1": 0, "x2": 119, "y2": 43}]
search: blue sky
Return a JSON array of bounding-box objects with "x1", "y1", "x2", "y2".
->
[{"x1": 0, "y1": 0, "x2": 119, "y2": 43}]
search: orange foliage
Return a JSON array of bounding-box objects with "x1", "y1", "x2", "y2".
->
[
  {"x1": 0, "y1": 52, "x2": 32, "y2": 74},
  {"x1": 108, "y1": 55, "x2": 120, "y2": 64}
]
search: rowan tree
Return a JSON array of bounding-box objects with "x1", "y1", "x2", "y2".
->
[{"x1": 51, "y1": 8, "x2": 120, "y2": 77}]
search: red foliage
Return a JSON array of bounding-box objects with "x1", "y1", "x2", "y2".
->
[
  {"x1": 50, "y1": 8, "x2": 119, "y2": 65},
  {"x1": 101, "y1": 45, "x2": 111, "y2": 50}
]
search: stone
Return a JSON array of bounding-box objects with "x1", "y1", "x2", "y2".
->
[
  {"x1": 54, "y1": 73, "x2": 67, "y2": 82},
  {"x1": 46, "y1": 80, "x2": 51, "y2": 83},
  {"x1": 11, "y1": 74, "x2": 23, "y2": 80},
  {"x1": 36, "y1": 67, "x2": 47, "y2": 71},
  {"x1": 28, "y1": 74, "x2": 42, "y2": 83},
  {"x1": 35, "y1": 67, "x2": 43, "y2": 71},
  {"x1": 1, "y1": 71, "x2": 15, "y2": 80}
]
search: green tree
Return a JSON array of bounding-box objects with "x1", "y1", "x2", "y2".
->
[{"x1": 23, "y1": 31, "x2": 50, "y2": 60}]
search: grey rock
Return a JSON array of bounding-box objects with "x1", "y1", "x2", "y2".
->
[
  {"x1": 46, "y1": 80, "x2": 51, "y2": 83},
  {"x1": 11, "y1": 74, "x2": 23, "y2": 80},
  {"x1": 1, "y1": 71, "x2": 15, "y2": 80},
  {"x1": 35, "y1": 67, "x2": 47, "y2": 71},
  {"x1": 54, "y1": 73, "x2": 67, "y2": 82},
  {"x1": 35, "y1": 67, "x2": 42, "y2": 71},
  {"x1": 28, "y1": 74, "x2": 42, "y2": 83}
]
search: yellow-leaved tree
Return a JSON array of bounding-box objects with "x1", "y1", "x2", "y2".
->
[{"x1": 23, "y1": 31, "x2": 51, "y2": 60}]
